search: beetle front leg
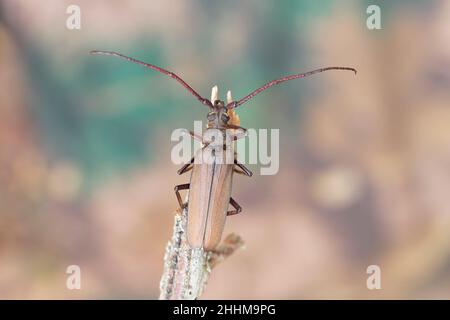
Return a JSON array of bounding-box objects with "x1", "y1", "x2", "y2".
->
[
  {"x1": 188, "y1": 130, "x2": 202, "y2": 141},
  {"x1": 233, "y1": 159, "x2": 253, "y2": 177},
  {"x1": 181, "y1": 129, "x2": 202, "y2": 142},
  {"x1": 177, "y1": 156, "x2": 195, "y2": 175},
  {"x1": 227, "y1": 197, "x2": 242, "y2": 216},
  {"x1": 174, "y1": 183, "x2": 190, "y2": 209},
  {"x1": 227, "y1": 125, "x2": 247, "y2": 141}
]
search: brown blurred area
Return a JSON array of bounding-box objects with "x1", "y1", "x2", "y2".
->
[{"x1": 1, "y1": 0, "x2": 450, "y2": 299}]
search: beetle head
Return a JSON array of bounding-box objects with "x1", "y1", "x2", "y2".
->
[{"x1": 207, "y1": 100, "x2": 230, "y2": 128}]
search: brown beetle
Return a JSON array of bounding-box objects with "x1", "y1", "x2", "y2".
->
[{"x1": 90, "y1": 50, "x2": 356, "y2": 250}]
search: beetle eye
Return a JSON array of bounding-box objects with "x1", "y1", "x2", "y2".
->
[{"x1": 221, "y1": 113, "x2": 230, "y2": 122}]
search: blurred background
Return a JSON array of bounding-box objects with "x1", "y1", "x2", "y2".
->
[{"x1": 1, "y1": 0, "x2": 450, "y2": 299}]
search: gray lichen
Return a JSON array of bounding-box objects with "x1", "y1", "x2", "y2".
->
[{"x1": 159, "y1": 206, "x2": 244, "y2": 300}]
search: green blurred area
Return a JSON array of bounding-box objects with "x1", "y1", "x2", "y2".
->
[
  {"x1": 1, "y1": 0, "x2": 450, "y2": 299},
  {"x1": 4, "y1": 1, "x2": 361, "y2": 184}
]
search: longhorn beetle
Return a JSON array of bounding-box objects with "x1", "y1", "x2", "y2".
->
[{"x1": 90, "y1": 50, "x2": 356, "y2": 250}]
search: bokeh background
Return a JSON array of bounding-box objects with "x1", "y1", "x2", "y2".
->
[{"x1": 1, "y1": 0, "x2": 450, "y2": 299}]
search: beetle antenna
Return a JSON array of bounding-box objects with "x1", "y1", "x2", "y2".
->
[
  {"x1": 90, "y1": 50, "x2": 213, "y2": 108},
  {"x1": 226, "y1": 66, "x2": 357, "y2": 109}
]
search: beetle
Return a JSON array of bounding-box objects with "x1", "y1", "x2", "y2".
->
[{"x1": 90, "y1": 50, "x2": 356, "y2": 250}]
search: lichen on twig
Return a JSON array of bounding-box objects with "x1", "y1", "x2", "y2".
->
[{"x1": 159, "y1": 206, "x2": 244, "y2": 300}]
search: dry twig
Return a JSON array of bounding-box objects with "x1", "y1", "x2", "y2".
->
[{"x1": 159, "y1": 206, "x2": 244, "y2": 300}]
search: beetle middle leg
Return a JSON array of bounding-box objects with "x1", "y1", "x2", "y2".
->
[
  {"x1": 174, "y1": 183, "x2": 190, "y2": 209},
  {"x1": 233, "y1": 159, "x2": 253, "y2": 177},
  {"x1": 227, "y1": 197, "x2": 242, "y2": 216}
]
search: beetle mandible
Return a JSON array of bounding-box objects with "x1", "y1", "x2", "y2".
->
[{"x1": 90, "y1": 50, "x2": 356, "y2": 250}]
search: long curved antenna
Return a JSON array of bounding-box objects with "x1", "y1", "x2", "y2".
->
[
  {"x1": 90, "y1": 50, "x2": 213, "y2": 108},
  {"x1": 226, "y1": 66, "x2": 357, "y2": 109}
]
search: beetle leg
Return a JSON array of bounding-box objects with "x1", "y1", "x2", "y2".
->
[
  {"x1": 227, "y1": 125, "x2": 247, "y2": 141},
  {"x1": 181, "y1": 128, "x2": 202, "y2": 141},
  {"x1": 233, "y1": 159, "x2": 253, "y2": 177},
  {"x1": 177, "y1": 156, "x2": 195, "y2": 175},
  {"x1": 226, "y1": 124, "x2": 245, "y2": 131},
  {"x1": 232, "y1": 133, "x2": 246, "y2": 141},
  {"x1": 188, "y1": 130, "x2": 202, "y2": 141},
  {"x1": 174, "y1": 183, "x2": 190, "y2": 209},
  {"x1": 227, "y1": 197, "x2": 242, "y2": 216},
  {"x1": 233, "y1": 167, "x2": 246, "y2": 176}
]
